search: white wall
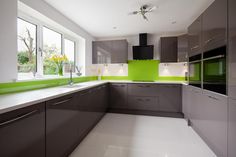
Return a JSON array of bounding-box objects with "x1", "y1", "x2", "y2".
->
[{"x1": 0, "y1": 0, "x2": 18, "y2": 83}]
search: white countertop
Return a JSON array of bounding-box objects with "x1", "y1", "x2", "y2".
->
[{"x1": 0, "y1": 80, "x2": 187, "y2": 114}]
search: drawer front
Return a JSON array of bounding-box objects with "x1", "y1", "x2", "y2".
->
[
  {"x1": 128, "y1": 84, "x2": 158, "y2": 96},
  {"x1": 128, "y1": 96, "x2": 159, "y2": 111}
]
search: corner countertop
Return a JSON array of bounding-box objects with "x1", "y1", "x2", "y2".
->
[{"x1": 0, "y1": 80, "x2": 187, "y2": 114}]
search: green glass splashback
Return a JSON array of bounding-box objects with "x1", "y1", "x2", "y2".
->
[
  {"x1": 0, "y1": 76, "x2": 97, "y2": 94},
  {"x1": 128, "y1": 60, "x2": 159, "y2": 81}
]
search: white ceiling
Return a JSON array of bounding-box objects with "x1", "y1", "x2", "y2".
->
[{"x1": 44, "y1": 0, "x2": 214, "y2": 38}]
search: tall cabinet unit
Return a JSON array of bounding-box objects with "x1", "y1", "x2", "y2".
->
[{"x1": 228, "y1": 0, "x2": 236, "y2": 156}]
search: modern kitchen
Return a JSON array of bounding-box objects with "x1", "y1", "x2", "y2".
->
[{"x1": 0, "y1": 0, "x2": 235, "y2": 157}]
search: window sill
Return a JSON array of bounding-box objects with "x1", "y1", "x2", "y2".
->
[{"x1": 17, "y1": 73, "x2": 83, "y2": 82}]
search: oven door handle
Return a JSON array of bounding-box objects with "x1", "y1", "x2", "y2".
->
[
  {"x1": 189, "y1": 60, "x2": 201, "y2": 64},
  {"x1": 203, "y1": 55, "x2": 225, "y2": 61}
]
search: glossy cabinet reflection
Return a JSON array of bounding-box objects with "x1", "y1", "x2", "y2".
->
[
  {"x1": 188, "y1": 17, "x2": 202, "y2": 57},
  {"x1": 228, "y1": 0, "x2": 236, "y2": 156},
  {"x1": 202, "y1": 0, "x2": 227, "y2": 52},
  {"x1": 92, "y1": 40, "x2": 128, "y2": 64},
  {"x1": 228, "y1": 98, "x2": 236, "y2": 157},
  {"x1": 109, "y1": 83, "x2": 128, "y2": 109},
  {"x1": 46, "y1": 94, "x2": 79, "y2": 157},
  {"x1": 0, "y1": 103, "x2": 45, "y2": 157},
  {"x1": 188, "y1": 87, "x2": 227, "y2": 157},
  {"x1": 160, "y1": 37, "x2": 178, "y2": 62},
  {"x1": 228, "y1": 0, "x2": 236, "y2": 99},
  {"x1": 178, "y1": 34, "x2": 188, "y2": 62}
]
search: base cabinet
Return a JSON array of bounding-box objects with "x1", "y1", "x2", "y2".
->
[
  {"x1": 109, "y1": 83, "x2": 127, "y2": 109},
  {"x1": 0, "y1": 103, "x2": 45, "y2": 157},
  {"x1": 109, "y1": 83, "x2": 182, "y2": 116},
  {"x1": 228, "y1": 98, "x2": 236, "y2": 157},
  {"x1": 46, "y1": 94, "x2": 79, "y2": 157},
  {"x1": 188, "y1": 87, "x2": 227, "y2": 157},
  {"x1": 158, "y1": 85, "x2": 182, "y2": 112}
]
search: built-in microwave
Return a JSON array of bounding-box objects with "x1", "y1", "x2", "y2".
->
[
  {"x1": 189, "y1": 54, "x2": 202, "y2": 88},
  {"x1": 203, "y1": 46, "x2": 226, "y2": 95}
]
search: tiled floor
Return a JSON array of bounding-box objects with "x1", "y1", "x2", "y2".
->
[{"x1": 70, "y1": 113, "x2": 216, "y2": 157}]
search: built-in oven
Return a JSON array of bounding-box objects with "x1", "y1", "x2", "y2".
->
[
  {"x1": 189, "y1": 54, "x2": 202, "y2": 88},
  {"x1": 203, "y1": 46, "x2": 226, "y2": 95}
]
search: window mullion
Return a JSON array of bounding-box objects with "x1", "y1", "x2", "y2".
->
[{"x1": 37, "y1": 24, "x2": 43, "y2": 76}]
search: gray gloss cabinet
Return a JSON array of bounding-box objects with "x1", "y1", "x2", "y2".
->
[
  {"x1": 160, "y1": 37, "x2": 178, "y2": 62},
  {"x1": 228, "y1": 0, "x2": 236, "y2": 100},
  {"x1": 92, "y1": 40, "x2": 128, "y2": 64},
  {"x1": 109, "y1": 83, "x2": 127, "y2": 109},
  {"x1": 202, "y1": 0, "x2": 227, "y2": 51},
  {"x1": 182, "y1": 85, "x2": 191, "y2": 119},
  {"x1": 0, "y1": 103, "x2": 45, "y2": 157},
  {"x1": 188, "y1": 17, "x2": 202, "y2": 57},
  {"x1": 189, "y1": 89, "x2": 227, "y2": 157},
  {"x1": 46, "y1": 94, "x2": 79, "y2": 157},
  {"x1": 228, "y1": 98, "x2": 236, "y2": 157},
  {"x1": 228, "y1": 0, "x2": 236, "y2": 156},
  {"x1": 178, "y1": 34, "x2": 188, "y2": 62},
  {"x1": 158, "y1": 84, "x2": 182, "y2": 112}
]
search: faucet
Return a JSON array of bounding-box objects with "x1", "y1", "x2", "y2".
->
[
  {"x1": 68, "y1": 63, "x2": 74, "y2": 86},
  {"x1": 68, "y1": 64, "x2": 82, "y2": 86}
]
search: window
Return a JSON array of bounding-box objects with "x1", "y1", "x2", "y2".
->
[
  {"x1": 17, "y1": 18, "x2": 37, "y2": 75},
  {"x1": 17, "y1": 16, "x2": 78, "y2": 79},
  {"x1": 64, "y1": 39, "x2": 75, "y2": 73},
  {"x1": 43, "y1": 27, "x2": 62, "y2": 75}
]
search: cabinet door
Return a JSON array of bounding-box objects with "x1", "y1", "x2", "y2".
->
[
  {"x1": 127, "y1": 96, "x2": 158, "y2": 111},
  {"x1": 92, "y1": 41, "x2": 112, "y2": 64},
  {"x1": 109, "y1": 83, "x2": 127, "y2": 109},
  {"x1": 228, "y1": 0, "x2": 236, "y2": 99},
  {"x1": 193, "y1": 90, "x2": 227, "y2": 157},
  {"x1": 178, "y1": 34, "x2": 188, "y2": 62},
  {"x1": 182, "y1": 85, "x2": 191, "y2": 119},
  {"x1": 75, "y1": 89, "x2": 99, "y2": 142},
  {"x1": 128, "y1": 83, "x2": 158, "y2": 97},
  {"x1": 188, "y1": 87, "x2": 202, "y2": 126},
  {"x1": 0, "y1": 103, "x2": 45, "y2": 157},
  {"x1": 188, "y1": 17, "x2": 202, "y2": 57},
  {"x1": 202, "y1": 0, "x2": 227, "y2": 51},
  {"x1": 228, "y1": 98, "x2": 236, "y2": 157},
  {"x1": 46, "y1": 94, "x2": 79, "y2": 157},
  {"x1": 111, "y1": 40, "x2": 128, "y2": 63},
  {"x1": 158, "y1": 85, "x2": 182, "y2": 112},
  {"x1": 160, "y1": 37, "x2": 178, "y2": 62}
]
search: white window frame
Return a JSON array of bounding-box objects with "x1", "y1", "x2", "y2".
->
[{"x1": 17, "y1": 12, "x2": 78, "y2": 79}]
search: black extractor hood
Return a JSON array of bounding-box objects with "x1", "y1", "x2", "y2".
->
[{"x1": 133, "y1": 33, "x2": 154, "y2": 60}]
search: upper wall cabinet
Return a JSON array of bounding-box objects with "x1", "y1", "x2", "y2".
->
[
  {"x1": 92, "y1": 40, "x2": 128, "y2": 64},
  {"x1": 160, "y1": 37, "x2": 178, "y2": 62},
  {"x1": 202, "y1": 0, "x2": 227, "y2": 52},
  {"x1": 178, "y1": 34, "x2": 188, "y2": 62},
  {"x1": 228, "y1": 0, "x2": 236, "y2": 100},
  {"x1": 188, "y1": 17, "x2": 202, "y2": 57}
]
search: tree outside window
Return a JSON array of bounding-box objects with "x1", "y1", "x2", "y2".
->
[{"x1": 17, "y1": 18, "x2": 37, "y2": 75}]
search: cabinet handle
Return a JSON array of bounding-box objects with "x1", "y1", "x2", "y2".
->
[
  {"x1": 52, "y1": 98, "x2": 73, "y2": 106},
  {"x1": 137, "y1": 98, "x2": 143, "y2": 101},
  {"x1": 191, "y1": 45, "x2": 199, "y2": 51},
  {"x1": 205, "y1": 37, "x2": 216, "y2": 44},
  {"x1": 0, "y1": 110, "x2": 39, "y2": 127},
  {"x1": 207, "y1": 95, "x2": 219, "y2": 101}
]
